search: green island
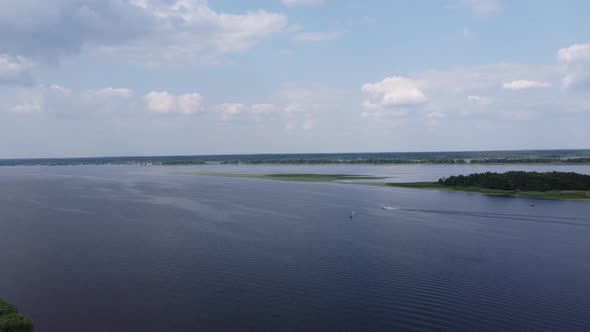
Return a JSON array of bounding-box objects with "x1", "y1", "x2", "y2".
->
[
  {"x1": 194, "y1": 171, "x2": 590, "y2": 200},
  {"x1": 387, "y1": 171, "x2": 590, "y2": 200},
  {"x1": 195, "y1": 173, "x2": 387, "y2": 182},
  {"x1": 0, "y1": 299, "x2": 33, "y2": 332}
]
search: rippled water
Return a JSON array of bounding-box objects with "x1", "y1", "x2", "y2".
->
[{"x1": 1, "y1": 165, "x2": 590, "y2": 331}]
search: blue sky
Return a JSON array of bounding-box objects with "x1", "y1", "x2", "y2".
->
[{"x1": 1, "y1": 0, "x2": 589, "y2": 158}]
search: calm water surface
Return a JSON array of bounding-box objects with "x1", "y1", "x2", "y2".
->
[{"x1": 1, "y1": 165, "x2": 590, "y2": 331}]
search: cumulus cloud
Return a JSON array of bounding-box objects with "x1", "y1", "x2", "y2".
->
[
  {"x1": 360, "y1": 55, "x2": 588, "y2": 125},
  {"x1": 558, "y1": 44, "x2": 590, "y2": 63},
  {"x1": 361, "y1": 76, "x2": 428, "y2": 110},
  {"x1": 0, "y1": 55, "x2": 33, "y2": 85},
  {"x1": 462, "y1": 0, "x2": 501, "y2": 14},
  {"x1": 0, "y1": 0, "x2": 287, "y2": 65},
  {"x1": 144, "y1": 91, "x2": 203, "y2": 114},
  {"x1": 558, "y1": 44, "x2": 590, "y2": 89},
  {"x1": 282, "y1": 0, "x2": 327, "y2": 7},
  {"x1": 502, "y1": 80, "x2": 551, "y2": 90}
]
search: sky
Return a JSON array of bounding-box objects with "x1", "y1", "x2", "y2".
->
[{"x1": 0, "y1": 0, "x2": 589, "y2": 158}]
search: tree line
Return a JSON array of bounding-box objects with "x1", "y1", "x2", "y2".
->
[{"x1": 438, "y1": 171, "x2": 590, "y2": 191}]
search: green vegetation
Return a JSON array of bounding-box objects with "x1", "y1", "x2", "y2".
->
[
  {"x1": 196, "y1": 173, "x2": 386, "y2": 182},
  {"x1": 0, "y1": 300, "x2": 33, "y2": 332},
  {"x1": 0, "y1": 301, "x2": 16, "y2": 317},
  {"x1": 193, "y1": 171, "x2": 590, "y2": 200},
  {"x1": 439, "y1": 171, "x2": 590, "y2": 191},
  {"x1": 386, "y1": 172, "x2": 590, "y2": 200}
]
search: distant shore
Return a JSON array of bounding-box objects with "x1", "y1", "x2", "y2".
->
[
  {"x1": 2, "y1": 160, "x2": 590, "y2": 167},
  {"x1": 2, "y1": 149, "x2": 590, "y2": 166}
]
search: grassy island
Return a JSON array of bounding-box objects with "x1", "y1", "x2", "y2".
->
[
  {"x1": 387, "y1": 171, "x2": 590, "y2": 200},
  {"x1": 193, "y1": 171, "x2": 590, "y2": 200},
  {"x1": 195, "y1": 173, "x2": 387, "y2": 182},
  {"x1": 0, "y1": 299, "x2": 33, "y2": 332}
]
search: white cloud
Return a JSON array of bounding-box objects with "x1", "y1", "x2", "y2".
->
[
  {"x1": 502, "y1": 80, "x2": 551, "y2": 90},
  {"x1": 557, "y1": 44, "x2": 590, "y2": 63},
  {"x1": 106, "y1": 1, "x2": 288, "y2": 64},
  {"x1": 177, "y1": 93, "x2": 203, "y2": 114},
  {"x1": 361, "y1": 76, "x2": 428, "y2": 110},
  {"x1": 558, "y1": 44, "x2": 590, "y2": 89},
  {"x1": 293, "y1": 31, "x2": 342, "y2": 43},
  {"x1": 0, "y1": 55, "x2": 32, "y2": 85},
  {"x1": 282, "y1": 0, "x2": 327, "y2": 7},
  {"x1": 360, "y1": 56, "x2": 587, "y2": 125},
  {"x1": 145, "y1": 91, "x2": 175, "y2": 113},
  {"x1": 145, "y1": 91, "x2": 203, "y2": 114},
  {"x1": 462, "y1": 0, "x2": 501, "y2": 14},
  {"x1": 0, "y1": 0, "x2": 287, "y2": 65}
]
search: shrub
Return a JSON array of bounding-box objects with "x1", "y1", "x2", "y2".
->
[
  {"x1": 0, "y1": 313, "x2": 34, "y2": 332},
  {"x1": 0, "y1": 300, "x2": 16, "y2": 317}
]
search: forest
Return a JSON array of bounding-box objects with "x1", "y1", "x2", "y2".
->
[{"x1": 438, "y1": 171, "x2": 590, "y2": 191}]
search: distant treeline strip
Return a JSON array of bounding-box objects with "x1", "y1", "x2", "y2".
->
[
  {"x1": 3, "y1": 157, "x2": 590, "y2": 166},
  {"x1": 216, "y1": 157, "x2": 590, "y2": 165},
  {"x1": 2, "y1": 150, "x2": 590, "y2": 166}
]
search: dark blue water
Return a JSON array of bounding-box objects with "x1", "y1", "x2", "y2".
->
[{"x1": 1, "y1": 166, "x2": 590, "y2": 331}]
